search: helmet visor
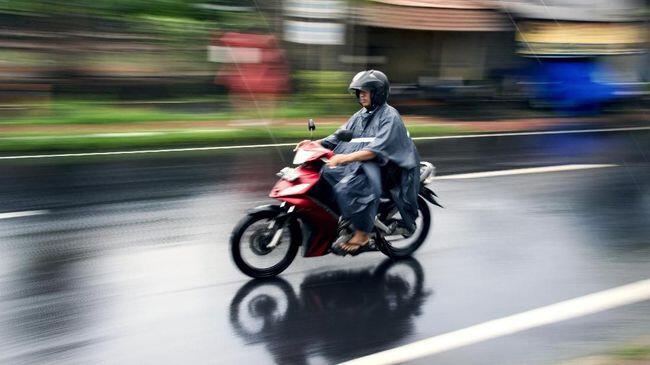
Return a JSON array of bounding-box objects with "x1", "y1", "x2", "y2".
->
[{"x1": 348, "y1": 86, "x2": 371, "y2": 94}]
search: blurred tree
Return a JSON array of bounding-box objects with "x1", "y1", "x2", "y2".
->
[{"x1": 0, "y1": 0, "x2": 194, "y2": 18}]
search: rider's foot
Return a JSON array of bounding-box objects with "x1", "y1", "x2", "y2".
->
[{"x1": 341, "y1": 231, "x2": 370, "y2": 253}]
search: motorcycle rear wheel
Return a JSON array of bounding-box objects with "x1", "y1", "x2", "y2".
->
[
  {"x1": 230, "y1": 208, "x2": 301, "y2": 278},
  {"x1": 376, "y1": 196, "x2": 431, "y2": 259}
]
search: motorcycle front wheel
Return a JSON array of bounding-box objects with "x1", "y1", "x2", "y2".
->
[
  {"x1": 376, "y1": 196, "x2": 431, "y2": 259},
  {"x1": 230, "y1": 208, "x2": 301, "y2": 278}
]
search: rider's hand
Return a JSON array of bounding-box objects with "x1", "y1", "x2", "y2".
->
[
  {"x1": 294, "y1": 140, "x2": 314, "y2": 152},
  {"x1": 326, "y1": 154, "x2": 350, "y2": 168}
]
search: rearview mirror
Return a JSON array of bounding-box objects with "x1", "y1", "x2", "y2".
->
[{"x1": 334, "y1": 129, "x2": 353, "y2": 142}]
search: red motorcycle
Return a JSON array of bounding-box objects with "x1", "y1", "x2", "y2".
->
[{"x1": 230, "y1": 129, "x2": 442, "y2": 278}]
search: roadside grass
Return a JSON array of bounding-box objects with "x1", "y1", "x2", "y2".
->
[
  {"x1": 0, "y1": 97, "x2": 465, "y2": 152},
  {"x1": 559, "y1": 340, "x2": 650, "y2": 365},
  {"x1": 0, "y1": 98, "x2": 357, "y2": 126},
  {"x1": 0, "y1": 124, "x2": 464, "y2": 152},
  {"x1": 1, "y1": 103, "x2": 232, "y2": 125},
  {"x1": 611, "y1": 344, "x2": 650, "y2": 361}
]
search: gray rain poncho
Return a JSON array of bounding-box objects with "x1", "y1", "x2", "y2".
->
[{"x1": 320, "y1": 103, "x2": 421, "y2": 233}]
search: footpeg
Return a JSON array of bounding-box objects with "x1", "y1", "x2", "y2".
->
[
  {"x1": 374, "y1": 217, "x2": 393, "y2": 234},
  {"x1": 394, "y1": 226, "x2": 415, "y2": 238}
]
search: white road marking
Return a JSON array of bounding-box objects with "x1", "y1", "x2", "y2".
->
[
  {"x1": 411, "y1": 125, "x2": 650, "y2": 141},
  {"x1": 434, "y1": 164, "x2": 617, "y2": 180},
  {"x1": 0, "y1": 210, "x2": 48, "y2": 219},
  {"x1": 339, "y1": 279, "x2": 650, "y2": 365},
  {"x1": 0, "y1": 143, "x2": 297, "y2": 160},
  {"x1": 0, "y1": 126, "x2": 647, "y2": 160},
  {"x1": 0, "y1": 129, "x2": 240, "y2": 141}
]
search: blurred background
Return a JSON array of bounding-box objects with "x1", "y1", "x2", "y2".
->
[
  {"x1": 0, "y1": 2, "x2": 649, "y2": 365},
  {"x1": 0, "y1": 0, "x2": 648, "y2": 151}
]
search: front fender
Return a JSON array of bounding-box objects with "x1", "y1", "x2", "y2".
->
[
  {"x1": 420, "y1": 187, "x2": 443, "y2": 208},
  {"x1": 246, "y1": 204, "x2": 284, "y2": 216},
  {"x1": 243, "y1": 204, "x2": 302, "y2": 247}
]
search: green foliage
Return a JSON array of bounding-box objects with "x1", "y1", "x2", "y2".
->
[
  {"x1": 291, "y1": 70, "x2": 358, "y2": 116},
  {"x1": 0, "y1": 0, "x2": 196, "y2": 18},
  {"x1": 0, "y1": 98, "x2": 354, "y2": 126},
  {"x1": 612, "y1": 345, "x2": 650, "y2": 360},
  {"x1": 293, "y1": 70, "x2": 352, "y2": 96},
  {"x1": 0, "y1": 124, "x2": 461, "y2": 152},
  {"x1": 0, "y1": 0, "x2": 271, "y2": 28},
  {"x1": 0, "y1": 96, "x2": 462, "y2": 152}
]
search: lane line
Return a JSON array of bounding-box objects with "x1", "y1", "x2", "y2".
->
[
  {"x1": 0, "y1": 143, "x2": 297, "y2": 160},
  {"x1": 0, "y1": 129, "x2": 240, "y2": 140},
  {"x1": 412, "y1": 125, "x2": 650, "y2": 141},
  {"x1": 0, "y1": 126, "x2": 648, "y2": 160},
  {"x1": 434, "y1": 164, "x2": 617, "y2": 180},
  {"x1": 0, "y1": 210, "x2": 48, "y2": 220},
  {"x1": 339, "y1": 279, "x2": 650, "y2": 365}
]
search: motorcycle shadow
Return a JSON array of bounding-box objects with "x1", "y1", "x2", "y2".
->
[{"x1": 229, "y1": 258, "x2": 432, "y2": 365}]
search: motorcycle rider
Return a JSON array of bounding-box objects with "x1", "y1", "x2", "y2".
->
[{"x1": 295, "y1": 70, "x2": 421, "y2": 254}]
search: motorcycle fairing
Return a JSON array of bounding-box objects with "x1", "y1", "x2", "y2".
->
[
  {"x1": 270, "y1": 165, "x2": 321, "y2": 198},
  {"x1": 278, "y1": 196, "x2": 338, "y2": 257}
]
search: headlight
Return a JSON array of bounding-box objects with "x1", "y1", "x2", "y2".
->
[{"x1": 276, "y1": 167, "x2": 300, "y2": 182}]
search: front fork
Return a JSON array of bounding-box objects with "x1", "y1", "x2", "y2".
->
[{"x1": 266, "y1": 203, "x2": 295, "y2": 249}]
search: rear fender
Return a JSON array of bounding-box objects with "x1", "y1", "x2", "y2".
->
[{"x1": 420, "y1": 187, "x2": 443, "y2": 208}]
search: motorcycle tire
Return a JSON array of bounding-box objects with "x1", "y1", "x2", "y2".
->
[
  {"x1": 377, "y1": 196, "x2": 431, "y2": 259},
  {"x1": 230, "y1": 208, "x2": 301, "y2": 278}
]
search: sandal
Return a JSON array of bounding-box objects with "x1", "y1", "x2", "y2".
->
[
  {"x1": 341, "y1": 239, "x2": 373, "y2": 256},
  {"x1": 331, "y1": 234, "x2": 353, "y2": 256}
]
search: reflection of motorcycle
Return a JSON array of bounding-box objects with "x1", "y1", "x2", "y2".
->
[
  {"x1": 230, "y1": 128, "x2": 442, "y2": 278},
  {"x1": 229, "y1": 258, "x2": 430, "y2": 365}
]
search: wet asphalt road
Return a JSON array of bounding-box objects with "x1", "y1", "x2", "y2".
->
[{"x1": 0, "y1": 129, "x2": 648, "y2": 365}]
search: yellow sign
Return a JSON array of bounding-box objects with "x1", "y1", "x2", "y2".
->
[{"x1": 516, "y1": 21, "x2": 647, "y2": 56}]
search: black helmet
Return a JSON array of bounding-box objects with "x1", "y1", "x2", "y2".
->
[{"x1": 348, "y1": 70, "x2": 390, "y2": 108}]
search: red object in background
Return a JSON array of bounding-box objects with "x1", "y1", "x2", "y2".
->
[{"x1": 214, "y1": 32, "x2": 290, "y2": 95}]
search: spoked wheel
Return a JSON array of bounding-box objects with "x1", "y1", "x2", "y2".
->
[
  {"x1": 230, "y1": 209, "x2": 301, "y2": 278},
  {"x1": 377, "y1": 196, "x2": 431, "y2": 259}
]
